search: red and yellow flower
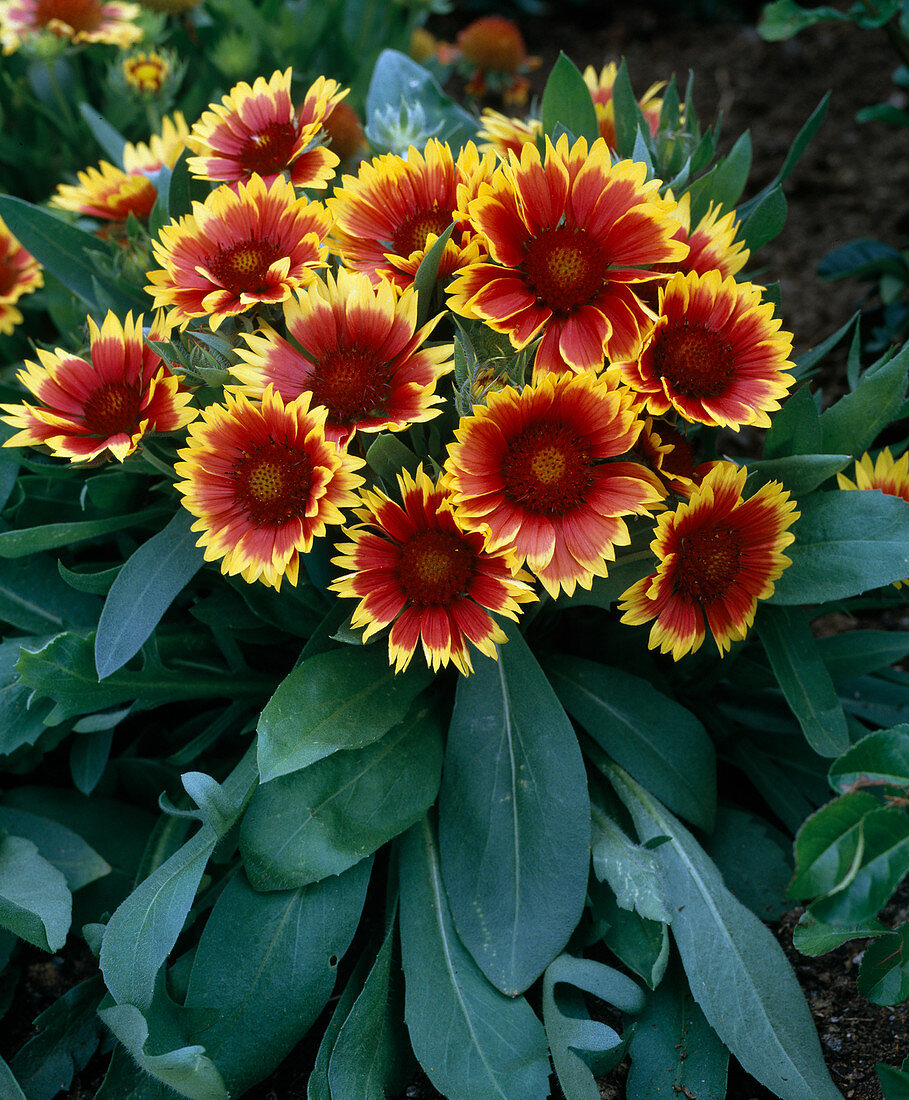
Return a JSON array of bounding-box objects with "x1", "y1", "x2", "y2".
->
[
  {"x1": 444, "y1": 371, "x2": 665, "y2": 598},
  {"x1": 0, "y1": 311, "x2": 196, "y2": 462},
  {"x1": 620, "y1": 270, "x2": 795, "y2": 430},
  {"x1": 619, "y1": 462, "x2": 799, "y2": 659},
  {"x1": 146, "y1": 174, "x2": 330, "y2": 330},
  {"x1": 122, "y1": 113, "x2": 190, "y2": 174},
  {"x1": 838, "y1": 448, "x2": 909, "y2": 587},
  {"x1": 331, "y1": 467, "x2": 536, "y2": 674},
  {"x1": 175, "y1": 386, "x2": 364, "y2": 590},
  {"x1": 121, "y1": 50, "x2": 171, "y2": 95},
  {"x1": 477, "y1": 108, "x2": 542, "y2": 161},
  {"x1": 327, "y1": 138, "x2": 494, "y2": 292},
  {"x1": 634, "y1": 417, "x2": 716, "y2": 500},
  {"x1": 666, "y1": 192, "x2": 749, "y2": 280},
  {"x1": 185, "y1": 69, "x2": 344, "y2": 190},
  {"x1": 448, "y1": 134, "x2": 688, "y2": 375},
  {"x1": 51, "y1": 160, "x2": 158, "y2": 223},
  {"x1": 583, "y1": 63, "x2": 663, "y2": 151},
  {"x1": 0, "y1": 0, "x2": 141, "y2": 52},
  {"x1": 233, "y1": 268, "x2": 453, "y2": 445},
  {"x1": 0, "y1": 213, "x2": 43, "y2": 318}
]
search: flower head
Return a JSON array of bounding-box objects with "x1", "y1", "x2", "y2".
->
[
  {"x1": 619, "y1": 462, "x2": 799, "y2": 658},
  {"x1": 0, "y1": 0, "x2": 142, "y2": 52},
  {"x1": 327, "y1": 138, "x2": 494, "y2": 292},
  {"x1": 448, "y1": 134, "x2": 688, "y2": 375},
  {"x1": 477, "y1": 108, "x2": 542, "y2": 161},
  {"x1": 146, "y1": 174, "x2": 330, "y2": 329},
  {"x1": 331, "y1": 467, "x2": 536, "y2": 674},
  {"x1": 838, "y1": 448, "x2": 909, "y2": 587},
  {"x1": 620, "y1": 270, "x2": 795, "y2": 429},
  {"x1": 175, "y1": 386, "x2": 364, "y2": 590},
  {"x1": 583, "y1": 63, "x2": 663, "y2": 151},
  {"x1": 51, "y1": 160, "x2": 158, "y2": 223},
  {"x1": 185, "y1": 69, "x2": 344, "y2": 190},
  {"x1": 0, "y1": 215, "x2": 43, "y2": 304},
  {"x1": 122, "y1": 112, "x2": 190, "y2": 174},
  {"x1": 0, "y1": 311, "x2": 196, "y2": 462},
  {"x1": 234, "y1": 268, "x2": 453, "y2": 445},
  {"x1": 444, "y1": 371, "x2": 665, "y2": 597},
  {"x1": 666, "y1": 192, "x2": 749, "y2": 280},
  {"x1": 121, "y1": 50, "x2": 171, "y2": 95}
]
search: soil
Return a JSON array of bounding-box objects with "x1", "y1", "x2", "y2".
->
[{"x1": 4, "y1": 3, "x2": 909, "y2": 1098}]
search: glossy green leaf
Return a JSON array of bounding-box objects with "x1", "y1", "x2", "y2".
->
[
  {"x1": 878, "y1": 1058, "x2": 909, "y2": 1099},
  {"x1": 789, "y1": 791, "x2": 880, "y2": 898},
  {"x1": 0, "y1": 507, "x2": 168, "y2": 558},
  {"x1": 756, "y1": 604, "x2": 849, "y2": 756},
  {"x1": 398, "y1": 818, "x2": 551, "y2": 1100},
  {"x1": 608, "y1": 765, "x2": 843, "y2": 1100},
  {"x1": 763, "y1": 384, "x2": 822, "y2": 457},
  {"x1": 364, "y1": 432, "x2": 421, "y2": 485},
  {"x1": 95, "y1": 509, "x2": 204, "y2": 679},
  {"x1": 183, "y1": 863, "x2": 371, "y2": 1095},
  {"x1": 547, "y1": 654, "x2": 716, "y2": 831},
  {"x1": 412, "y1": 221, "x2": 455, "y2": 326},
  {"x1": 820, "y1": 342, "x2": 909, "y2": 456},
  {"x1": 543, "y1": 953, "x2": 644, "y2": 1100},
  {"x1": 241, "y1": 702, "x2": 442, "y2": 888},
  {"x1": 857, "y1": 926, "x2": 909, "y2": 1005},
  {"x1": 257, "y1": 645, "x2": 433, "y2": 781},
  {"x1": 540, "y1": 52, "x2": 599, "y2": 144},
  {"x1": 0, "y1": 832, "x2": 71, "y2": 951},
  {"x1": 626, "y1": 956, "x2": 729, "y2": 1100},
  {"x1": 440, "y1": 629, "x2": 589, "y2": 995},
  {"x1": 828, "y1": 726, "x2": 909, "y2": 794},
  {"x1": 792, "y1": 911, "x2": 888, "y2": 956},
  {"x1": 809, "y1": 807, "x2": 909, "y2": 924},
  {"x1": 741, "y1": 453, "x2": 849, "y2": 496},
  {"x1": 328, "y1": 908, "x2": 411, "y2": 1100},
  {"x1": 769, "y1": 491, "x2": 909, "y2": 604},
  {"x1": 0, "y1": 554, "x2": 101, "y2": 634},
  {"x1": 591, "y1": 801, "x2": 671, "y2": 925},
  {"x1": 792, "y1": 312, "x2": 859, "y2": 381},
  {"x1": 739, "y1": 186, "x2": 787, "y2": 251},
  {"x1": 0, "y1": 806, "x2": 110, "y2": 891}
]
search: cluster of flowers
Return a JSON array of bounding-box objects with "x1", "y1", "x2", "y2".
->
[{"x1": 3, "y1": 62, "x2": 907, "y2": 676}]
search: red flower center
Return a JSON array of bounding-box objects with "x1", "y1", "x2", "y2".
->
[
  {"x1": 676, "y1": 525, "x2": 742, "y2": 601},
  {"x1": 34, "y1": 0, "x2": 103, "y2": 32},
  {"x1": 651, "y1": 321, "x2": 736, "y2": 399},
  {"x1": 238, "y1": 121, "x2": 300, "y2": 177},
  {"x1": 83, "y1": 381, "x2": 141, "y2": 437},
  {"x1": 501, "y1": 422, "x2": 593, "y2": 514},
  {"x1": 231, "y1": 440, "x2": 313, "y2": 527},
  {"x1": 391, "y1": 206, "x2": 452, "y2": 258},
  {"x1": 309, "y1": 346, "x2": 391, "y2": 428},
  {"x1": 523, "y1": 226, "x2": 606, "y2": 315},
  {"x1": 397, "y1": 528, "x2": 475, "y2": 606},
  {"x1": 208, "y1": 238, "x2": 281, "y2": 296}
]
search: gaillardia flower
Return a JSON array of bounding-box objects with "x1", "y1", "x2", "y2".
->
[
  {"x1": 583, "y1": 63, "x2": 663, "y2": 151},
  {"x1": 444, "y1": 371, "x2": 665, "y2": 597},
  {"x1": 619, "y1": 462, "x2": 799, "y2": 659},
  {"x1": 331, "y1": 467, "x2": 536, "y2": 674},
  {"x1": 146, "y1": 174, "x2": 330, "y2": 329},
  {"x1": 233, "y1": 269, "x2": 453, "y2": 445},
  {"x1": 0, "y1": 312, "x2": 196, "y2": 462},
  {"x1": 122, "y1": 113, "x2": 190, "y2": 174},
  {"x1": 838, "y1": 448, "x2": 909, "y2": 587},
  {"x1": 121, "y1": 50, "x2": 171, "y2": 95},
  {"x1": 0, "y1": 214, "x2": 43, "y2": 317},
  {"x1": 186, "y1": 69, "x2": 343, "y2": 190},
  {"x1": 0, "y1": 0, "x2": 142, "y2": 52},
  {"x1": 51, "y1": 160, "x2": 158, "y2": 223},
  {"x1": 448, "y1": 134, "x2": 688, "y2": 375},
  {"x1": 620, "y1": 270, "x2": 795, "y2": 429},
  {"x1": 327, "y1": 138, "x2": 494, "y2": 292},
  {"x1": 666, "y1": 192, "x2": 749, "y2": 280},
  {"x1": 477, "y1": 108, "x2": 542, "y2": 161},
  {"x1": 175, "y1": 387, "x2": 364, "y2": 590}
]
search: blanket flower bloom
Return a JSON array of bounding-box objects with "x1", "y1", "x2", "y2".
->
[
  {"x1": 146, "y1": 174, "x2": 330, "y2": 329},
  {"x1": 666, "y1": 192, "x2": 750, "y2": 280},
  {"x1": 619, "y1": 462, "x2": 799, "y2": 658},
  {"x1": 121, "y1": 50, "x2": 171, "y2": 95},
  {"x1": 0, "y1": 215, "x2": 43, "y2": 334},
  {"x1": 620, "y1": 270, "x2": 795, "y2": 429},
  {"x1": 0, "y1": 0, "x2": 141, "y2": 52},
  {"x1": 51, "y1": 160, "x2": 158, "y2": 222},
  {"x1": 477, "y1": 108, "x2": 542, "y2": 161},
  {"x1": 448, "y1": 135, "x2": 688, "y2": 375},
  {"x1": 122, "y1": 113, "x2": 190, "y2": 174},
  {"x1": 838, "y1": 448, "x2": 909, "y2": 587},
  {"x1": 444, "y1": 371, "x2": 665, "y2": 597},
  {"x1": 0, "y1": 311, "x2": 196, "y2": 462},
  {"x1": 583, "y1": 63, "x2": 663, "y2": 150},
  {"x1": 175, "y1": 387, "x2": 364, "y2": 590},
  {"x1": 233, "y1": 269, "x2": 452, "y2": 445},
  {"x1": 185, "y1": 70, "x2": 344, "y2": 190},
  {"x1": 331, "y1": 467, "x2": 536, "y2": 674},
  {"x1": 327, "y1": 139, "x2": 494, "y2": 292}
]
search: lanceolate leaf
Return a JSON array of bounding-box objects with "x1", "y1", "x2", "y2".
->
[
  {"x1": 241, "y1": 703, "x2": 443, "y2": 889},
  {"x1": 0, "y1": 833, "x2": 71, "y2": 951},
  {"x1": 547, "y1": 654, "x2": 716, "y2": 831},
  {"x1": 541, "y1": 52, "x2": 599, "y2": 145},
  {"x1": 756, "y1": 604, "x2": 849, "y2": 757},
  {"x1": 256, "y1": 645, "x2": 433, "y2": 781},
  {"x1": 0, "y1": 508, "x2": 169, "y2": 558},
  {"x1": 0, "y1": 806, "x2": 110, "y2": 891},
  {"x1": 398, "y1": 818, "x2": 551, "y2": 1100},
  {"x1": 95, "y1": 509, "x2": 204, "y2": 679},
  {"x1": 608, "y1": 765, "x2": 843, "y2": 1100},
  {"x1": 183, "y1": 863, "x2": 372, "y2": 1096},
  {"x1": 439, "y1": 629, "x2": 589, "y2": 995}
]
